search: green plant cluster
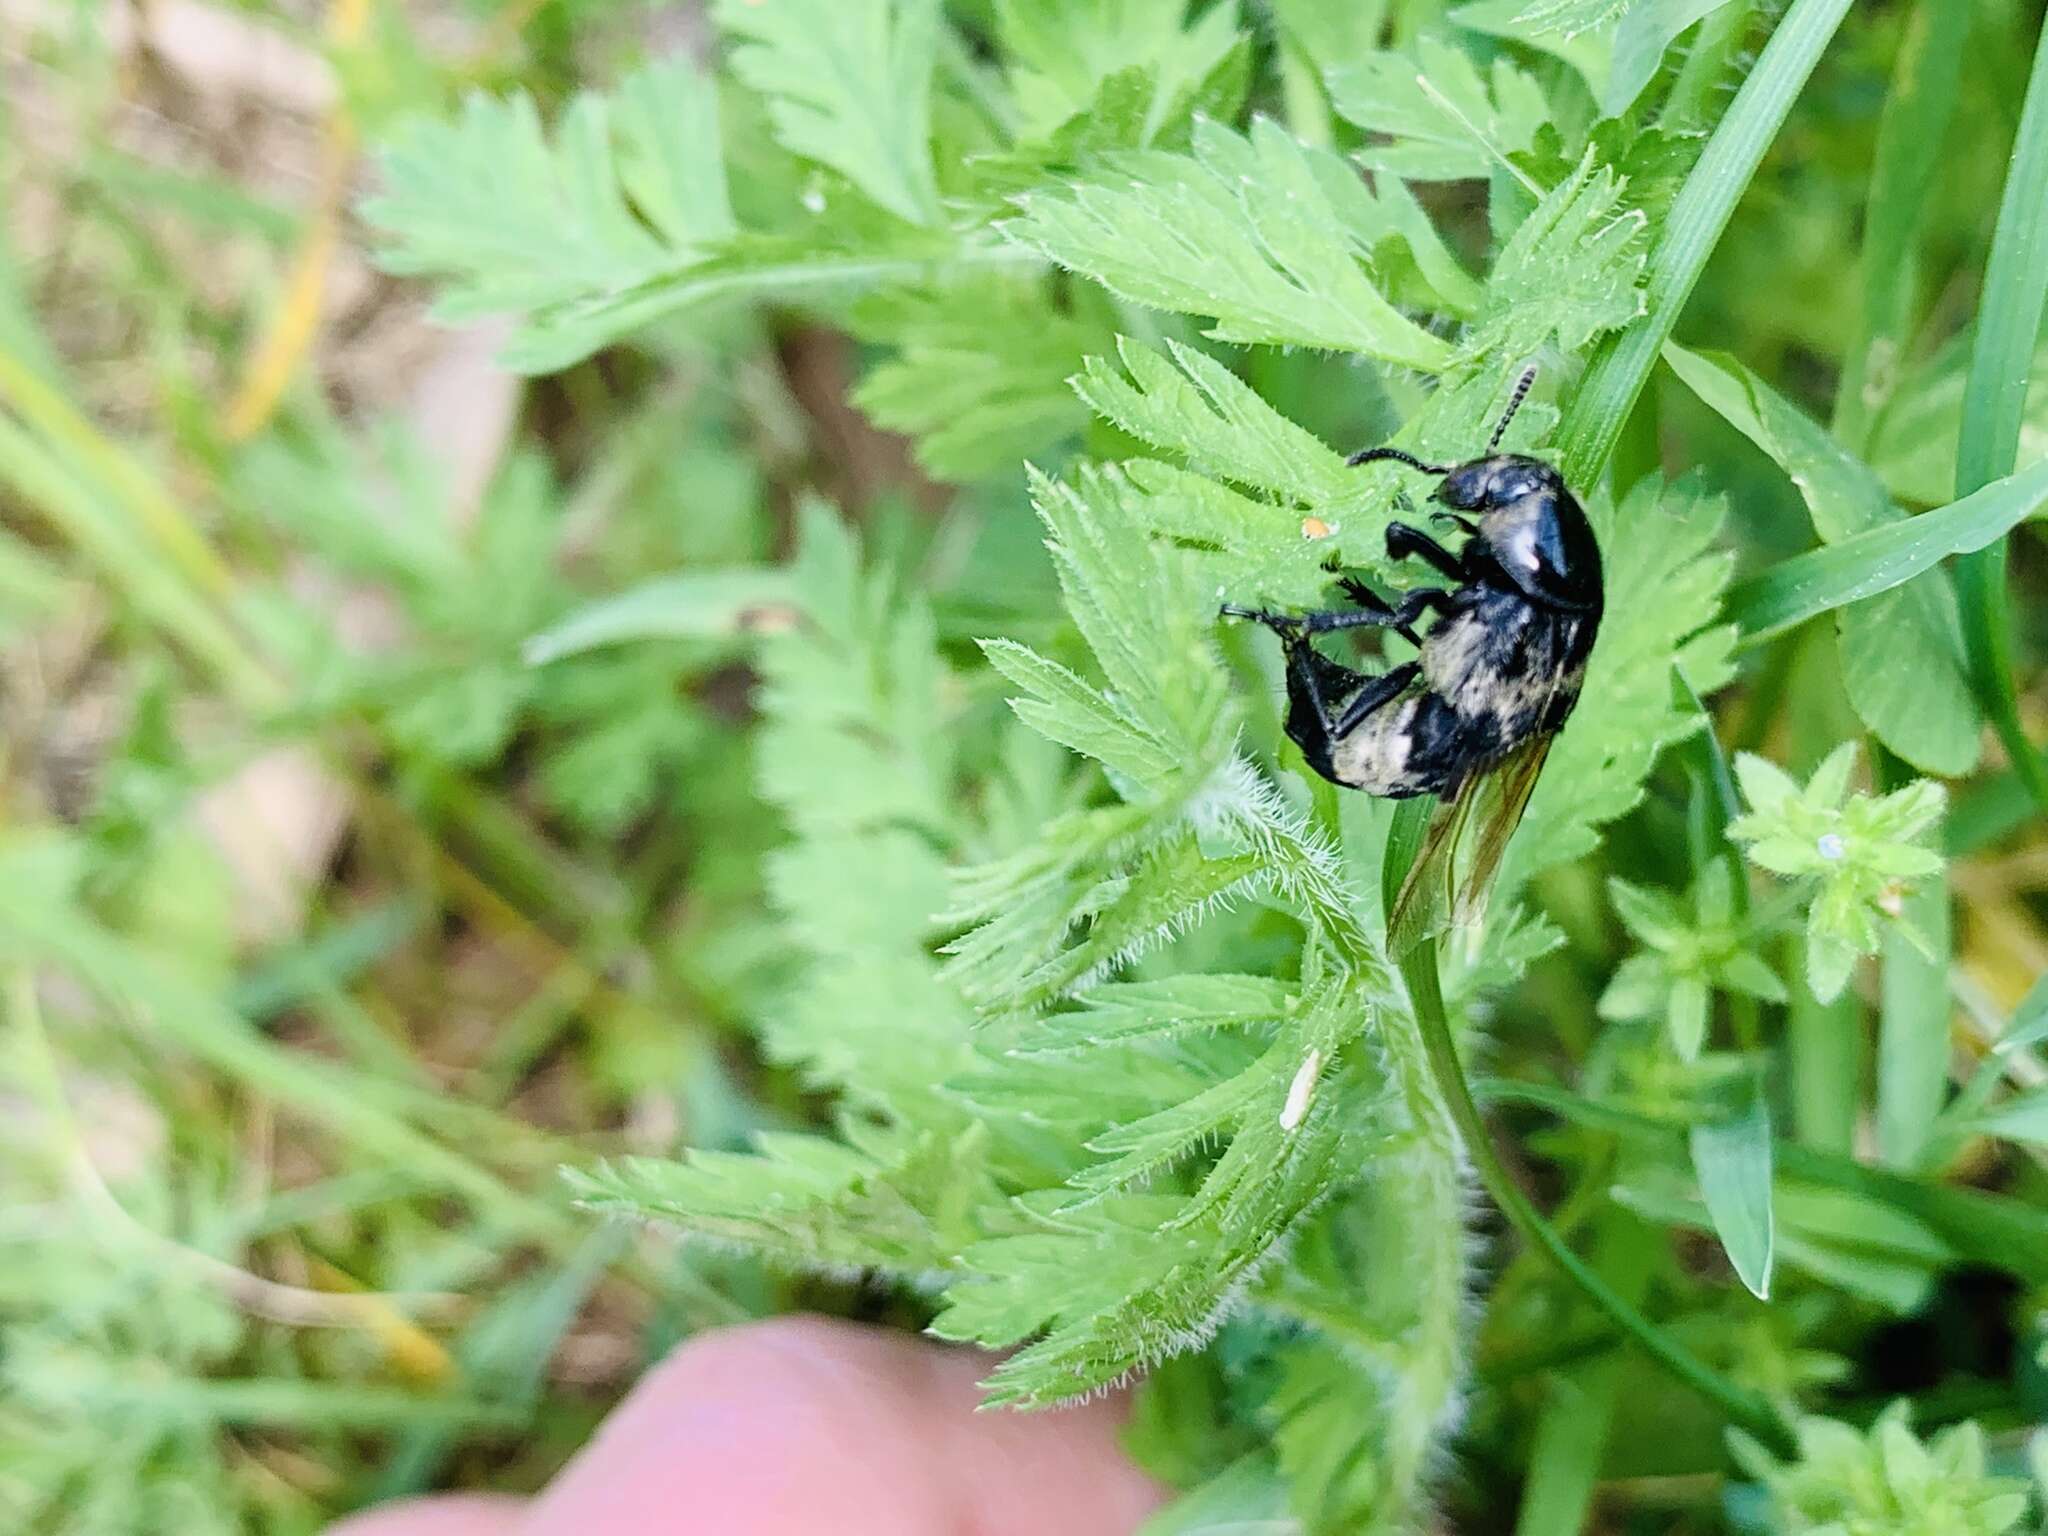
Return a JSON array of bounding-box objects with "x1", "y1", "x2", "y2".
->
[{"x1": 7, "y1": 1, "x2": 2048, "y2": 1533}]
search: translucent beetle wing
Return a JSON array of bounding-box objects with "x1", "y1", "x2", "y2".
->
[{"x1": 1387, "y1": 734, "x2": 1554, "y2": 959}]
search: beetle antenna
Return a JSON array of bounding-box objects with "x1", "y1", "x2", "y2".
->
[
  {"x1": 1488, "y1": 365, "x2": 1539, "y2": 453},
  {"x1": 1347, "y1": 446, "x2": 1453, "y2": 475}
]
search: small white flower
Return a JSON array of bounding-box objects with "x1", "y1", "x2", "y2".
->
[
  {"x1": 1279, "y1": 1048, "x2": 1323, "y2": 1132},
  {"x1": 1816, "y1": 833, "x2": 1846, "y2": 862}
]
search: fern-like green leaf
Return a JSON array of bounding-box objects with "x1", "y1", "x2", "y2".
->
[
  {"x1": 1003, "y1": 119, "x2": 1455, "y2": 368},
  {"x1": 1074, "y1": 338, "x2": 1357, "y2": 506},
  {"x1": 1329, "y1": 40, "x2": 1549, "y2": 183},
  {"x1": 711, "y1": 0, "x2": 944, "y2": 226},
  {"x1": 934, "y1": 979, "x2": 1391, "y2": 1405},
  {"x1": 364, "y1": 61, "x2": 730, "y2": 370},
  {"x1": 570, "y1": 505, "x2": 996, "y2": 1272},
  {"x1": 997, "y1": 0, "x2": 1246, "y2": 144},
  {"x1": 851, "y1": 280, "x2": 1103, "y2": 480},
  {"x1": 1457, "y1": 151, "x2": 1648, "y2": 367},
  {"x1": 568, "y1": 1124, "x2": 987, "y2": 1280}
]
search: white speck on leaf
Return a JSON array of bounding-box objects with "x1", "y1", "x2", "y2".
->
[
  {"x1": 1280, "y1": 1048, "x2": 1323, "y2": 1131},
  {"x1": 1817, "y1": 833, "x2": 1846, "y2": 861}
]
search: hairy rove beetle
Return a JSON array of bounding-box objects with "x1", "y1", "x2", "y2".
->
[{"x1": 1223, "y1": 369, "x2": 1602, "y2": 804}]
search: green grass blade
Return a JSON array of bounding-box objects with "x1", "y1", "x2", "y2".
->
[
  {"x1": 1969, "y1": 1089, "x2": 2048, "y2": 1145},
  {"x1": 1994, "y1": 973, "x2": 2048, "y2": 1055},
  {"x1": 1831, "y1": 0, "x2": 1973, "y2": 450},
  {"x1": 1689, "y1": 1084, "x2": 1776, "y2": 1298},
  {"x1": 1952, "y1": 15, "x2": 2048, "y2": 812},
  {"x1": 1477, "y1": 1078, "x2": 2048, "y2": 1283},
  {"x1": 1723, "y1": 454, "x2": 2048, "y2": 643},
  {"x1": 1786, "y1": 974, "x2": 1859, "y2": 1153},
  {"x1": 522, "y1": 567, "x2": 798, "y2": 664},
  {"x1": 1400, "y1": 947, "x2": 1794, "y2": 1451},
  {"x1": 1510, "y1": 1216, "x2": 1656, "y2": 1536},
  {"x1": 1876, "y1": 745, "x2": 1953, "y2": 1172},
  {"x1": 1557, "y1": 0, "x2": 1856, "y2": 487}
]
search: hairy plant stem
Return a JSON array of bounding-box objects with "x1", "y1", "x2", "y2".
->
[
  {"x1": 1225, "y1": 773, "x2": 1470, "y2": 1509},
  {"x1": 1396, "y1": 938, "x2": 1798, "y2": 1456}
]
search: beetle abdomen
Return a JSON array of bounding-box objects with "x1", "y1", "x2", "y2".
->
[
  {"x1": 1422, "y1": 588, "x2": 1592, "y2": 739},
  {"x1": 1327, "y1": 588, "x2": 1594, "y2": 798}
]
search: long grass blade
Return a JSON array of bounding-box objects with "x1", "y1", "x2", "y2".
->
[
  {"x1": 1557, "y1": 0, "x2": 1857, "y2": 487},
  {"x1": 1831, "y1": 0, "x2": 1973, "y2": 450},
  {"x1": 1951, "y1": 14, "x2": 2048, "y2": 812},
  {"x1": 1723, "y1": 453, "x2": 2048, "y2": 642}
]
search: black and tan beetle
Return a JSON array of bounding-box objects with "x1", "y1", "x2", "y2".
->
[
  {"x1": 1223, "y1": 371, "x2": 1602, "y2": 931},
  {"x1": 1223, "y1": 369, "x2": 1600, "y2": 802}
]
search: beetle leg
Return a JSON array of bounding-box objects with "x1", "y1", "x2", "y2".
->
[
  {"x1": 1330, "y1": 660, "x2": 1420, "y2": 736},
  {"x1": 1347, "y1": 580, "x2": 1458, "y2": 646},
  {"x1": 1334, "y1": 574, "x2": 1393, "y2": 611},
  {"x1": 1385, "y1": 521, "x2": 1468, "y2": 582},
  {"x1": 1279, "y1": 640, "x2": 1417, "y2": 777},
  {"x1": 1430, "y1": 511, "x2": 1480, "y2": 537},
  {"x1": 1221, "y1": 603, "x2": 1400, "y2": 638},
  {"x1": 1387, "y1": 587, "x2": 1459, "y2": 639}
]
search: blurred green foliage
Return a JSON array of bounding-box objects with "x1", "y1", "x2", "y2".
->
[{"x1": 4, "y1": 2, "x2": 2048, "y2": 1533}]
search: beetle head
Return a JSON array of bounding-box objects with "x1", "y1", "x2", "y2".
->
[{"x1": 1435, "y1": 454, "x2": 1602, "y2": 611}]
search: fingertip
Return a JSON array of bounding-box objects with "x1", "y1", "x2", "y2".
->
[
  {"x1": 520, "y1": 1315, "x2": 1164, "y2": 1536},
  {"x1": 322, "y1": 1492, "x2": 524, "y2": 1536}
]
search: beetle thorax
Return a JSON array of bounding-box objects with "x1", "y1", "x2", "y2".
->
[{"x1": 1479, "y1": 493, "x2": 1553, "y2": 584}]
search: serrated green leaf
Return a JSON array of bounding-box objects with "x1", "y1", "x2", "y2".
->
[
  {"x1": 1003, "y1": 118, "x2": 1454, "y2": 368},
  {"x1": 1329, "y1": 39, "x2": 1548, "y2": 183},
  {"x1": 851, "y1": 280, "x2": 1100, "y2": 479},
  {"x1": 1125, "y1": 461, "x2": 1341, "y2": 609},
  {"x1": 712, "y1": 0, "x2": 943, "y2": 226},
  {"x1": 1025, "y1": 463, "x2": 1232, "y2": 766},
  {"x1": 1460, "y1": 152, "x2": 1647, "y2": 367},
  {"x1": 1073, "y1": 1059, "x2": 1275, "y2": 1198},
  {"x1": 998, "y1": 0, "x2": 1244, "y2": 144},
  {"x1": 1073, "y1": 338, "x2": 1356, "y2": 505},
  {"x1": 364, "y1": 63, "x2": 730, "y2": 370},
  {"x1": 1021, "y1": 974, "x2": 1295, "y2": 1052},
  {"x1": 567, "y1": 1124, "x2": 984, "y2": 1277},
  {"x1": 983, "y1": 637, "x2": 1183, "y2": 784},
  {"x1": 614, "y1": 57, "x2": 738, "y2": 249}
]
